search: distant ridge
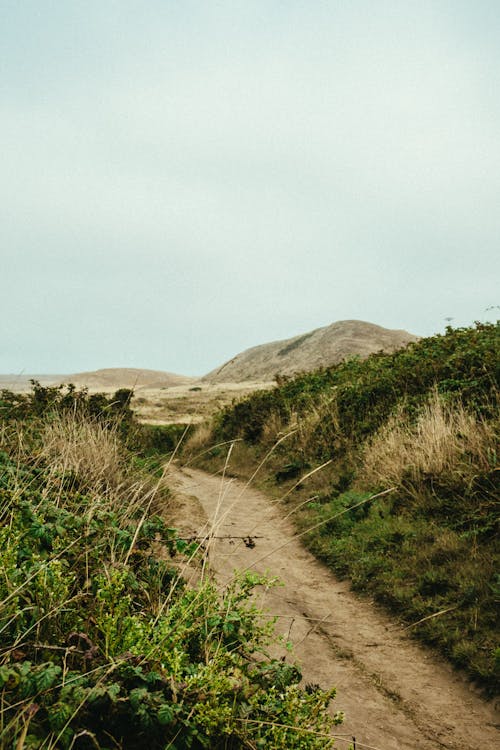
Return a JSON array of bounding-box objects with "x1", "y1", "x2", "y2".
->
[
  {"x1": 54, "y1": 368, "x2": 196, "y2": 390},
  {"x1": 0, "y1": 374, "x2": 60, "y2": 393},
  {"x1": 203, "y1": 320, "x2": 419, "y2": 383},
  {"x1": 0, "y1": 369, "x2": 196, "y2": 392}
]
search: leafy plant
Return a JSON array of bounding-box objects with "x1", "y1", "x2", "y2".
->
[{"x1": 0, "y1": 390, "x2": 341, "y2": 748}]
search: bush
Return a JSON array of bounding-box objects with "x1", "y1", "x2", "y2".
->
[{"x1": 0, "y1": 392, "x2": 341, "y2": 748}]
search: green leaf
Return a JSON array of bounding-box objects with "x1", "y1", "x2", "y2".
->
[
  {"x1": 0, "y1": 666, "x2": 12, "y2": 688},
  {"x1": 129, "y1": 687, "x2": 148, "y2": 710},
  {"x1": 49, "y1": 701, "x2": 73, "y2": 730},
  {"x1": 35, "y1": 663, "x2": 62, "y2": 692},
  {"x1": 87, "y1": 685, "x2": 108, "y2": 703},
  {"x1": 157, "y1": 703, "x2": 174, "y2": 724}
]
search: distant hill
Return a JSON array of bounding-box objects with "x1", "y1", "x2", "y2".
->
[
  {"x1": 0, "y1": 369, "x2": 196, "y2": 392},
  {"x1": 53, "y1": 368, "x2": 196, "y2": 390},
  {"x1": 0, "y1": 375, "x2": 60, "y2": 393},
  {"x1": 203, "y1": 320, "x2": 419, "y2": 383}
]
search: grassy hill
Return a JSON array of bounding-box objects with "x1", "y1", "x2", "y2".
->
[
  {"x1": 0, "y1": 369, "x2": 196, "y2": 394},
  {"x1": 187, "y1": 323, "x2": 500, "y2": 692},
  {"x1": 53, "y1": 367, "x2": 196, "y2": 390},
  {"x1": 203, "y1": 320, "x2": 418, "y2": 383}
]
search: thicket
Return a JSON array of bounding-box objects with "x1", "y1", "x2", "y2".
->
[
  {"x1": 187, "y1": 323, "x2": 500, "y2": 691},
  {"x1": 0, "y1": 385, "x2": 341, "y2": 749}
]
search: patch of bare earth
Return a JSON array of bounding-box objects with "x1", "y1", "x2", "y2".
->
[{"x1": 168, "y1": 466, "x2": 499, "y2": 750}]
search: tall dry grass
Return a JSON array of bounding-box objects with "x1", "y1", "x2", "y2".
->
[
  {"x1": 0, "y1": 412, "x2": 342, "y2": 749},
  {"x1": 183, "y1": 420, "x2": 214, "y2": 457},
  {"x1": 31, "y1": 413, "x2": 171, "y2": 519},
  {"x1": 39, "y1": 414, "x2": 126, "y2": 493},
  {"x1": 360, "y1": 390, "x2": 498, "y2": 493},
  {"x1": 261, "y1": 394, "x2": 340, "y2": 456}
]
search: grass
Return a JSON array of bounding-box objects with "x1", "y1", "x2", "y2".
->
[
  {"x1": 185, "y1": 323, "x2": 500, "y2": 692},
  {"x1": 0, "y1": 385, "x2": 343, "y2": 749},
  {"x1": 360, "y1": 388, "x2": 497, "y2": 494}
]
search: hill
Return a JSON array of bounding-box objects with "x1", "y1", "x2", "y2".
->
[
  {"x1": 53, "y1": 367, "x2": 195, "y2": 391},
  {"x1": 0, "y1": 374, "x2": 60, "y2": 393},
  {"x1": 0, "y1": 369, "x2": 196, "y2": 392},
  {"x1": 203, "y1": 320, "x2": 418, "y2": 383}
]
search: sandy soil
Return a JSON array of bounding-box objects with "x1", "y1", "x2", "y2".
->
[{"x1": 169, "y1": 466, "x2": 499, "y2": 750}]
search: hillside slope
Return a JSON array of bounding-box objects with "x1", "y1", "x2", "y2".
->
[
  {"x1": 0, "y1": 369, "x2": 196, "y2": 392},
  {"x1": 53, "y1": 367, "x2": 195, "y2": 390},
  {"x1": 189, "y1": 323, "x2": 500, "y2": 691},
  {"x1": 0, "y1": 374, "x2": 60, "y2": 393},
  {"x1": 203, "y1": 320, "x2": 418, "y2": 383}
]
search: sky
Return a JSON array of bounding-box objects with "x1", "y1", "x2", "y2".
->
[{"x1": 1, "y1": 1, "x2": 499, "y2": 376}]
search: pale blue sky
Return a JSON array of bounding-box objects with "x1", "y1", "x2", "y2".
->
[{"x1": 2, "y1": 1, "x2": 499, "y2": 375}]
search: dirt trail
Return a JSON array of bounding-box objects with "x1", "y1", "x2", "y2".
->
[{"x1": 169, "y1": 466, "x2": 499, "y2": 750}]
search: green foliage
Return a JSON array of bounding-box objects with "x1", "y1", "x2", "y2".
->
[
  {"x1": 191, "y1": 323, "x2": 500, "y2": 692},
  {"x1": 298, "y1": 486, "x2": 499, "y2": 688},
  {"x1": 0, "y1": 381, "x2": 135, "y2": 424},
  {"x1": 0, "y1": 381, "x2": 195, "y2": 464},
  {"x1": 0, "y1": 401, "x2": 340, "y2": 747},
  {"x1": 213, "y1": 322, "x2": 499, "y2": 452},
  {"x1": 131, "y1": 423, "x2": 194, "y2": 457}
]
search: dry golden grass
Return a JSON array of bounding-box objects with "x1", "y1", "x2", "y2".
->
[
  {"x1": 38, "y1": 414, "x2": 126, "y2": 493},
  {"x1": 132, "y1": 381, "x2": 274, "y2": 425},
  {"x1": 360, "y1": 390, "x2": 497, "y2": 492},
  {"x1": 34, "y1": 414, "x2": 171, "y2": 518},
  {"x1": 183, "y1": 420, "x2": 215, "y2": 456}
]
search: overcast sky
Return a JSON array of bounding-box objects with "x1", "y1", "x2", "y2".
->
[{"x1": 2, "y1": 1, "x2": 499, "y2": 375}]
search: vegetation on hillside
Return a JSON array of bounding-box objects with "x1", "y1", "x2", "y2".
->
[
  {"x1": 186, "y1": 323, "x2": 500, "y2": 692},
  {"x1": 0, "y1": 385, "x2": 342, "y2": 748}
]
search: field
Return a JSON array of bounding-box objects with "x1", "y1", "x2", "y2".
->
[
  {"x1": 131, "y1": 381, "x2": 275, "y2": 424},
  {"x1": 0, "y1": 376, "x2": 274, "y2": 426}
]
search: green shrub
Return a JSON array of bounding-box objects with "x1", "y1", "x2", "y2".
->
[{"x1": 0, "y1": 397, "x2": 341, "y2": 748}]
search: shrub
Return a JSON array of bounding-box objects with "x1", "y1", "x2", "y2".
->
[{"x1": 0, "y1": 391, "x2": 341, "y2": 748}]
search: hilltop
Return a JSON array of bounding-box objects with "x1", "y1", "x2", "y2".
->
[
  {"x1": 0, "y1": 374, "x2": 60, "y2": 393},
  {"x1": 203, "y1": 320, "x2": 418, "y2": 383}
]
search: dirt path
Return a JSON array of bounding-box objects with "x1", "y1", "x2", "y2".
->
[{"x1": 169, "y1": 466, "x2": 499, "y2": 750}]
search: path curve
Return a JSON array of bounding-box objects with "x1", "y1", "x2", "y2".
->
[{"x1": 170, "y1": 466, "x2": 499, "y2": 750}]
